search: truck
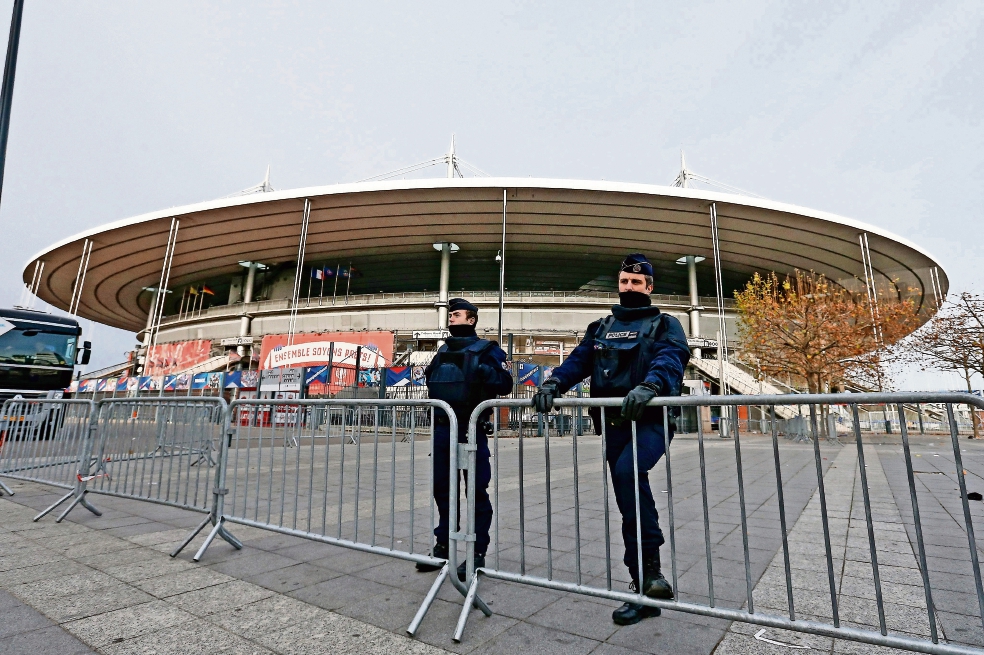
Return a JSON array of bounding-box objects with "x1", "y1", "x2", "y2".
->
[{"x1": 0, "y1": 307, "x2": 90, "y2": 400}]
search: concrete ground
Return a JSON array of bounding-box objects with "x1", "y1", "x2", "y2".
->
[{"x1": 2, "y1": 430, "x2": 983, "y2": 654}]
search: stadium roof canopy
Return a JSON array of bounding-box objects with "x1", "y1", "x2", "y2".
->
[{"x1": 25, "y1": 178, "x2": 948, "y2": 333}]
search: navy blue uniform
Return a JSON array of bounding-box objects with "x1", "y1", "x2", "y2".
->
[
  {"x1": 548, "y1": 304, "x2": 689, "y2": 573},
  {"x1": 426, "y1": 335, "x2": 513, "y2": 554}
]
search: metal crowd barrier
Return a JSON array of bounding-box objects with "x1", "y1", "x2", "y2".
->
[
  {"x1": 182, "y1": 398, "x2": 490, "y2": 636},
  {"x1": 49, "y1": 397, "x2": 228, "y2": 524},
  {"x1": 0, "y1": 398, "x2": 100, "y2": 518},
  {"x1": 454, "y1": 392, "x2": 984, "y2": 655}
]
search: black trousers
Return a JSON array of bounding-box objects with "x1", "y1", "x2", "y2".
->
[
  {"x1": 431, "y1": 422, "x2": 493, "y2": 555},
  {"x1": 605, "y1": 420, "x2": 672, "y2": 575}
]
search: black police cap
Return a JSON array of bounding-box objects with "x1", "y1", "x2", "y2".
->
[
  {"x1": 448, "y1": 298, "x2": 478, "y2": 314},
  {"x1": 620, "y1": 253, "x2": 654, "y2": 277}
]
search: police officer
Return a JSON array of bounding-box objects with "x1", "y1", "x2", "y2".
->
[
  {"x1": 533, "y1": 254, "x2": 690, "y2": 625},
  {"x1": 416, "y1": 298, "x2": 513, "y2": 581}
]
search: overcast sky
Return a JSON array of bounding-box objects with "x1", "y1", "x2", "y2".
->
[{"x1": 0, "y1": 1, "x2": 981, "y2": 388}]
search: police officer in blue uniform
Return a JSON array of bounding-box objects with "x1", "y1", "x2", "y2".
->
[
  {"x1": 416, "y1": 298, "x2": 514, "y2": 581},
  {"x1": 533, "y1": 254, "x2": 690, "y2": 625}
]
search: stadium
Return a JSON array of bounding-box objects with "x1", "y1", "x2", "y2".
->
[{"x1": 21, "y1": 163, "x2": 948, "y2": 403}]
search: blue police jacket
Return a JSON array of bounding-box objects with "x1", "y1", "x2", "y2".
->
[
  {"x1": 548, "y1": 304, "x2": 690, "y2": 400},
  {"x1": 425, "y1": 335, "x2": 514, "y2": 428}
]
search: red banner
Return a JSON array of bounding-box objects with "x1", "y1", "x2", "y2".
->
[
  {"x1": 257, "y1": 332, "x2": 394, "y2": 371},
  {"x1": 144, "y1": 340, "x2": 212, "y2": 376}
]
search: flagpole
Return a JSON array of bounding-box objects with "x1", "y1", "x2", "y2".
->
[
  {"x1": 333, "y1": 263, "x2": 339, "y2": 305},
  {"x1": 319, "y1": 268, "x2": 325, "y2": 306},
  {"x1": 345, "y1": 262, "x2": 352, "y2": 305},
  {"x1": 307, "y1": 265, "x2": 312, "y2": 305}
]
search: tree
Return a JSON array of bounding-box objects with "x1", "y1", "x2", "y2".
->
[
  {"x1": 906, "y1": 293, "x2": 984, "y2": 438},
  {"x1": 734, "y1": 270, "x2": 920, "y2": 394}
]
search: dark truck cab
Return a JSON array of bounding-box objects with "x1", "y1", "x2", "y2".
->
[{"x1": 0, "y1": 308, "x2": 90, "y2": 402}]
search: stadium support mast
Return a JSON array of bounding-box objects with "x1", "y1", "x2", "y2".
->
[{"x1": 0, "y1": 0, "x2": 23, "y2": 210}]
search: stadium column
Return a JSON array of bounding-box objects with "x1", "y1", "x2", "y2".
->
[
  {"x1": 687, "y1": 255, "x2": 702, "y2": 358},
  {"x1": 238, "y1": 263, "x2": 258, "y2": 357},
  {"x1": 434, "y1": 242, "x2": 458, "y2": 330}
]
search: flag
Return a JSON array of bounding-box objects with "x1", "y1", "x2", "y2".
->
[
  {"x1": 201, "y1": 286, "x2": 215, "y2": 296},
  {"x1": 339, "y1": 267, "x2": 350, "y2": 278},
  {"x1": 323, "y1": 266, "x2": 335, "y2": 277},
  {"x1": 188, "y1": 286, "x2": 198, "y2": 296},
  {"x1": 312, "y1": 268, "x2": 324, "y2": 280}
]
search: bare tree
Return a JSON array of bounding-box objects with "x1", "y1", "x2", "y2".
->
[{"x1": 906, "y1": 293, "x2": 984, "y2": 438}]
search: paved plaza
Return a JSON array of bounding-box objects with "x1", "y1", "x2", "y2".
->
[{"x1": 2, "y1": 430, "x2": 984, "y2": 654}]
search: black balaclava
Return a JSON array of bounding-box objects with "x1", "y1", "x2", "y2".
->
[
  {"x1": 618, "y1": 290, "x2": 652, "y2": 308},
  {"x1": 448, "y1": 324, "x2": 477, "y2": 338}
]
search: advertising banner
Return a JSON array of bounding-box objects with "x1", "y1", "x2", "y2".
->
[
  {"x1": 518, "y1": 363, "x2": 540, "y2": 387},
  {"x1": 163, "y1": 375, "x2": 178, "y2": 391},
  {"x1": 175, "y1": 373, "x2": 191, "y2": 391},
  {"x1": 144, "y1": 340, "x2": 213, "y2": 376},
  {"x1": 95, "y1": 379, "x2": 108, "y2": 393},
  {"x1": 191, "y1": 373, "x2": 208, "y2": 390},
  {"x1": 258, "y1": 332, "x2": 393, "y2": 371},
  {"x1": 78, "y1": 379, "x2": 94, "y2": 393},
  {"x1": 115, "y1": 376, "x2": 129, "y2": 392},
  {"x1": 358, "y1": 369, "x2": 380, "y2": 387},
  {"x1": 411, "y1": 366, "x2": 426, "y2": 386},
  {"x1": 386, "y1": 367, "x2": 411, "y2": 387}
]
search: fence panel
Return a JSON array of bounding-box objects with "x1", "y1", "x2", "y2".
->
[
  {"x1": 0, "y1": 398, "x2": 99, "y2": 519},
  {"x1": 453, "y1": 392, "x2": 984, "y2": 654},
  {"x1": 187, "y1": 397, "x2": 489, "y2": 636},
  {"x1": 51, "y1": 397, "x2": 229, "y2": 525}
]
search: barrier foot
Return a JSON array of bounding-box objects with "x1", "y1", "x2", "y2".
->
[
  {"x1": 0, "y1": 478, "x2": 13, "y2": 496},
  {"x1": 33, "y1": 490, "x2": 74, "y2": 522},
  {"x1": 193, "y1": 518, "x2": 225, "y2": 562},
  {"x1": 218, "y1": 525, "x2": 243, "y2": 550},
  {"x1": 171, "y1": 515, "x2": 211, "y2": 558},
  {"x1": 453, "y1": 572, "x2": 492, "y2": 643},
  {"x1": 407, "y1": 563, "x2": 449, "y2": 637},
  {"x1": 78, "y1": 495, "x2": 102, "y2": 517},
  {"x1": 55, "y1": 490, "x2": 99, "y2": 523}
]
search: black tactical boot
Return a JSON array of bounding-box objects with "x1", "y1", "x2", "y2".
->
[
  {"x1": 415, "y1": 542, "x2": 448, "y2": 572},
  {"x1": 457, "y1": 552, "x2": 485, "y2": 582},
  {"x1": 641, "y1": 552, "x2": 674, "y2": 599},
  {"x1": 612, "y1": 581, "x2": 661, "y2": 625}
]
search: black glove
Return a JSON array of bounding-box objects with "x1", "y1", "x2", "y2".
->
[
  {"x1": 533, "y1": 378, "x2": 562, "y2": 413},
  {"x1": 621, "y1": 382, "x2": 660, "y2": 421}
]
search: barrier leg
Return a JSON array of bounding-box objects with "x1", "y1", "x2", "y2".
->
[
  {"x1": 54, "y1": 490, "x2": 100, "y2": 523},
  {"x1": 0, "y1": 478, "x2": 13, "y2": 496},
  {"x1": 218, "y1": 524, "x2": 242, "y2": 550},
  {"x1": 453, "y1": 572, "x2": 482, "y2": 643},
  {"x1": 33, "y1": 489, "x2": 74, "y2": 521},
  {"x1": 193, "y1": 517, "x2": 226, "y2": 562},
  {"x1": 407, "y1": 563, "x2": 449, "y2": 637},
  {"x1": 171, "y1": 514, "x2": 212, "y2": 557}
]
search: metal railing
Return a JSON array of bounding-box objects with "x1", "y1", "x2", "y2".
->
[
  {"x1": 48, "y1": 398, "x2": 228, "y2": 525},
  {"x1": 0, "y1": 398, "x2": 100, "y2": 519},
  {"x1": 454, "y1": 392, "x2": 984, "y2": 654},
  {"x1": 183, "y1": 397, "x2": 490, "y2": 636}
]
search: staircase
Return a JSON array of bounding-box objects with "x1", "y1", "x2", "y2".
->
[{"x1": 690, "y1": 357, "x2": 799, "y2": 419}]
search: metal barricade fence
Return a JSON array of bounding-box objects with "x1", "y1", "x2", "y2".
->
[
  {"x1": 0, "y1": 398, "x2": 95, "y2": 508},
  {"x1": 454, "y1": 392, "x2": 984, "y2": 654},
  {"x1": 185, "y1": 397, "x2": 490, "y2": 636},
  {"x1": 50, "y1": 397, "x2": 229, "y2": 525}
]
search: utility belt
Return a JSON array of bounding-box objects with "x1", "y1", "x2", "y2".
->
[
  {"x1": 588, "y1": 406, "x2": 674, "y2": 435},
  {"x1": 434, "y1": 411, "x2": 493, "y2": 436}
]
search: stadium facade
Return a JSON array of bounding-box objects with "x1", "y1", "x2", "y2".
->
[{"x1": 23, "y1": 177, "x2": 948, "y2": 398}]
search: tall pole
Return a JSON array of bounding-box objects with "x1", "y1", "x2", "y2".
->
[
  {"x1": 498, "y1": 190, "x2": 507, "y2": 344},
  {"x1": 438, "y1": 244, "x2": 451, "y2": 328},
  {"x1": 0, "y1": 0, "x2": 24, "y2": 208},
  {"x1": 238, "y1": 262, "x2": 258, "y2": 358},
  {"x1": 687, "y1": 254, "x2": 700, "y2": 358}
]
